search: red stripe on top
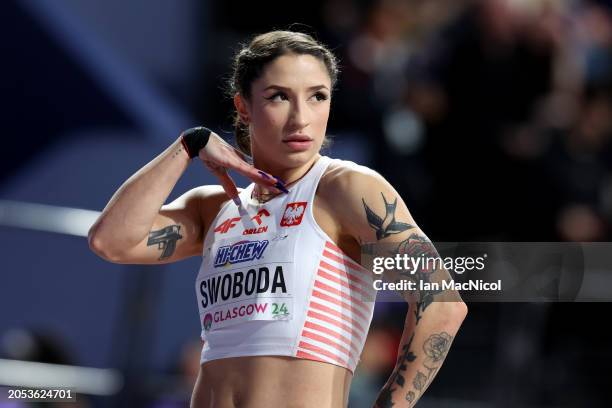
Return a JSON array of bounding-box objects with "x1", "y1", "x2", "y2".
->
[
  {"x1": 324, "y1": 242, "x2": 369, "y2": 274},
  {"x1": 309, "y1": 301, "x2": 366, "y2": 334},
  {"x1": 317, "y1": 269, "x2": 374, "y2": 302},
  {"x1": 307, "y1": 310, "x2": 363, "y2": 343},
  {"x1": 301, "y1": 329, "x2": 352, "y2": 359},
  {"x1": 298, "y1": 341, "x2": 348, "y2": 367},
  {"x1": 312, "y1": 290, "x2": 368, "y2": 321},
  {"x1": 322, "y1": 248, "x2": 369, "y2": 276},
  {"x1": 319, "y1": 260, "x2": 368, "y2": 289},
  {"x1": 314, "y1": 280, "x2": 368, "y2": 311},
  {"x1": 324, "y1": 241, "x2": 343, "y2": 254},
  {"x1": 303, "y1": 321, "x2": 359, "y2": 355}
]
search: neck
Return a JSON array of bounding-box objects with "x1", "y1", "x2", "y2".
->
[{"x1": 253, "y1": 154, "x2": 321, "y2": 195}]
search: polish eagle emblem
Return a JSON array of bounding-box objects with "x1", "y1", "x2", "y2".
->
[{"x1": 281, "y1": 202, "x2": 307, "y2": 227}]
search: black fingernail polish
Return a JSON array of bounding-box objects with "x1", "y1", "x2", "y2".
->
[
  {"x1": 275, "y1": 182, "x2": 289, "y2": 194},
  {"x1": 258, "y1": 171, "x2": 271, "y2": 179}
]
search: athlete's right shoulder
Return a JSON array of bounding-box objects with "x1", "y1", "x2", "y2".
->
[{"x1": 190, "y1": 184, "x2": 243, "y2": 219}]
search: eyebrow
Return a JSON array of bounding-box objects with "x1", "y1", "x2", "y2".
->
[{"x1": 263, "y1": 84, "x2": 329, "y2": 92}]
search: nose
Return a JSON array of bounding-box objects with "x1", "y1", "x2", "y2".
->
[{"x1": 289, "y1": 99, "x2": 309, "y2": 130}]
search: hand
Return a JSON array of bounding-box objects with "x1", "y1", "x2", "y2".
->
[{"x1": 195, "y1": 132, "x2": 285, "y2": 203}]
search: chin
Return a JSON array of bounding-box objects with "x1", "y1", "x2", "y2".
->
[{"x1": 282, "y1": 148, "x2": 319, "y2": 167}]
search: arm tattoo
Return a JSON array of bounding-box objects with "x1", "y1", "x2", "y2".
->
[
  {"x1": 362, "y1": 193, "x2": 441, "y2": 319},
  {"x1": 423, "y1": 332, "x2": 453, "y2": 364},
  {"x1": 397, "y1": 233, "x2": 444, "y2": 323},
  {"x1": 377, "y1": 331, "x2": 454, "y2": 407},
  {"x1": 172, "y1": 145, "x2": 185, "y2": 159},
  {"x1": 374, "y1": 333, "x2": 416, "y2": 407},
  {"x1": 412, "y1": 371, "x2": 427, "y2": 391},
  {"x1": 147, "y1": 225, "x2": 183, "y2": 260},
  {"x1": 403, "y1": 332, "x2": 454, "y2": 402},
  {"x1": 405, "y1": 391, "x2": 415, "y2": 403},
  {"x1": 362, "y1": 193, "x2": 414, "y2": 240},
  {"x1": 365, "y1": 193, "x2": 453, "y2": 406}
]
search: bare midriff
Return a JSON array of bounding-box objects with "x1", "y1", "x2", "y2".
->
[{"x1": 190, "y1": 356, "x2": 352, "y2": 408}]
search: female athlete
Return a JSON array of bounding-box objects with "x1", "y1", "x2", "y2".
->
[{"x1": 88, "y1": 30, "x2": 468, "y2": 408}]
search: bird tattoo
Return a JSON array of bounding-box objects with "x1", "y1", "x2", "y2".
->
[{"x1": 362, "y1": 193, "x2": 414, "y2": 240}]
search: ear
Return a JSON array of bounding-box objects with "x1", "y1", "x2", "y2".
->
[{"x1": 233, "y1": 93, "x2": 250, "y2": 123}]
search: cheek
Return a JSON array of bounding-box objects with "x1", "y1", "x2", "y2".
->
[
  {"x1": 254, "y1": 106, "x2": 287, "y2": 130},
  {"x1": 314, "y1": 105, "x2": 330, "y2": 126}
]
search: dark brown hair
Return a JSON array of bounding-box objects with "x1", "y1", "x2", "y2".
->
[{"x1": 228, "y1": 30, "x2": 339, "y2": 155}]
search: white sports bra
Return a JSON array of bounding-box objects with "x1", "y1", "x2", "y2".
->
[{"x1": 195, "y1": 155, "x2": 377, "y2": 373}]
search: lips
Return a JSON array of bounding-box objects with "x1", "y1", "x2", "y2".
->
[
  {"x1": 283, "y1": 134, "x2": 313, "y2": 152},
  {"x1": 283, "y1": 134, "x2": 312, "y2": 142}
]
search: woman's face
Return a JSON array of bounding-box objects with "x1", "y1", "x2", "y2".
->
[{"x1": 236, "y1": 53, "x2": 332, "y2": 170}]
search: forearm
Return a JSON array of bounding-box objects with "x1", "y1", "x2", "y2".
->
[
  {"x1": 375, "y1": 301, "x2": 467, "y2": 407},
  {"x1": 88, "y1": 136, "x2": 190, "y2": 250}
]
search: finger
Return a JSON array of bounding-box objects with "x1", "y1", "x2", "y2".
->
[
  {"x1": 204, "y1": 160, "x2": 240, "y2": 205},
  {"x1": 204, "y1": 154, "x2": 287, "y2": 195},
  {"x1": 213, "y1": 137, "x2": 254, "y2": 165},
  {"x1": 230, "y1": 145, "x2": 254, "y2": 165},
  {"x1": 210, "y1": 167, "x2": 241, "y2": 206},
  {"x1": 229, "y1": 160, "x2": 287, "y2": 193},
  {"x1": 224, "y1": 157, "x2": 275, "y2": 185}
]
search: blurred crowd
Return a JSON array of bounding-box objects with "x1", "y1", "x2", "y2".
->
[{"x1": 330, "y1": 0, "x2": 612, "y2": 243}]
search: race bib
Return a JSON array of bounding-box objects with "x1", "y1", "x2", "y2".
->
[{"x1": 196, "y1": 230, "x2": 296, "y2": 334}]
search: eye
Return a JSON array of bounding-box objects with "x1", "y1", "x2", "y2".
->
[
  {"x1": 312, "y1": 92, "x2": 329, "y2": 102},
  {"x1": 265, "y1": 92, "x2": 288, "y2": 102}
]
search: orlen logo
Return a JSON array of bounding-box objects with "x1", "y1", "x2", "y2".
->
[
  {"x1": 243, "y1": 209, "x2": 270, "y2": 235},
  {"x1": 214, "y1": 240, "x2": 269, "y2": 267},
  {"x1": 215, "y1": 209, "x2": 271, "y2": 235},
  {"x1": 280, "y1": 202, "x2": 307, "y2": 227}
]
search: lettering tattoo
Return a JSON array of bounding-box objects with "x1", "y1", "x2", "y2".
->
[
  {"x1": 147, "y1": 225, "x2": 183, "y2": 260},
  {"x1": 362, "y1": 193, "x2": 414, "y2": 240}
]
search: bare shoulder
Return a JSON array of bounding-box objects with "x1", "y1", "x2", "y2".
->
[
  {"x1": 191, "y1": 184, "x2": 236, "y2": 202},
  {"x1": 319, "y1": 159, "x2": 391, "y2": 200},
  {"x1": 318, "y1": 158, "x2": 412, "y2": 243},
  {"x1": 165, "y1": 185, "x2": 234, "y2": 208},
  {"x1": 166, "y1": 185, "x2": 240, "y2": 227}
]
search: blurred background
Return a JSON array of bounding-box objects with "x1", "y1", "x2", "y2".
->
[{"x1": 1, "y1": 0, "x2": 611, "y2": 406}]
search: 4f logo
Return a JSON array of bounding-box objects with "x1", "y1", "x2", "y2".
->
[
  {"x1": 280, "y1": 202, "x2": 307, "y2": 227},
  {"x1": 214, "y1": 217, "x2": 240, "y2": 234}
]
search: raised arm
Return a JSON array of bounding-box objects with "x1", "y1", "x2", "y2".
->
[
  {"x1": 88, "y1": 128, "x2": 282, "y2": 264},
  {"x1": 327, "y1": 165, "x2": 468, "y2": 407}
]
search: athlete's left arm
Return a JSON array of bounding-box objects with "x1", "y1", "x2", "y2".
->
[{"x1": 329, "y1": 166, "x2": 468, "y2": 408}]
